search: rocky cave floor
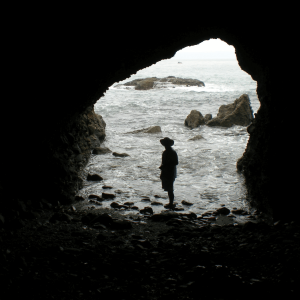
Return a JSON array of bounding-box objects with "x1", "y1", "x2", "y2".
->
[{"x1": 1, "y1": 201, "x2": 300, "y2": 300}]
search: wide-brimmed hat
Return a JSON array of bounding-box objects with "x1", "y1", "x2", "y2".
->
[{"x1": 160, "y1": 137, "x2": 174, "y2": 147}]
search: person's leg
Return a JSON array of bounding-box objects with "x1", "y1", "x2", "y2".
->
[{"x1": 168, "y1": 190, "x2": 174, "y2": 205}]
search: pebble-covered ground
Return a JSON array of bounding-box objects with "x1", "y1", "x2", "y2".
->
[{"x1": 0, "y1": 201, "x2": 299, "y2": 300}]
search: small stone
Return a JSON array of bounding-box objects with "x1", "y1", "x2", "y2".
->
[
  {"x1": 110, "y1": 202, "x2": 121, "y2": 208},
  {"x1": 140, "y1": 207, "x2": 154, "y2": 215},
  {"x1": 88, "y1": 194, "x2": 103, "y2": 201},
  {"x1": 181, "y1": 200, "x2": 193, "y2": 206},
  {"x1": 131, "y1": 206, "x2": 139, "y2": 210},
  {"x1": 151, "y1": 201, "x2": 163, "y2": 206},
  {"x1": 113, "y1": 152, "x2": 130, "y2": 157},
  {"x1": 75, "y1": 196, "x2": 85, "y2": 201},
  {"x1": 124, "y1": 202, "x2": 134, "y2": 206},
  {"x1": 214, "y1": 207, "x2": 230, "y2": 215},
  {"x1": 87, "y1": 174, "x2": 103, "y2": 181},
  {"x1": 102, "y1": 185, "x2": 113, "y2": 189},
  {"x1": 174, "y1": 207, "x2": 184, "y2": 211},
  {"x1": 102, "y1": 193, "x2": 116, "y2": 199},
  {"x1": 141, "y1": 198, "x2": 151, "y2": 202}
]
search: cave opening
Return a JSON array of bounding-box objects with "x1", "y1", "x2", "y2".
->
[{"x1": 75, "y1": 39, "x2": 261, "y2": 225}]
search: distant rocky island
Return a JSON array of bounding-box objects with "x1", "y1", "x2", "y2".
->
[{"x1": 115, "y1": 76, "x2": 205, "y2": 90}]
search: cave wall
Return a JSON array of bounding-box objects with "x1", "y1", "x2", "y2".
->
[{"x1": 1, "y1": 20, "x2": 296, "y2": 222}]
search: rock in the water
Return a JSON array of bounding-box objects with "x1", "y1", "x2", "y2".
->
[
  {"x1": 204, "y1": 114, "x2": 212, "y2": 123},
  {"x1": 102, "y1": 193, "x2": 116, "y2": 199},
  {"x1": 127, "y1": 126, "x2": 162, "y2": 134},
  {"x1": 136, "y1": 79, "x2": 156, "y2": 90},
  {"x1": 131, "y1": 206, "x2": 139, "y2": 210},
  {"x1": 124, "y1": 202, "x2": 134, "y2": 206},
  {"x1": 102, "y1": 185, "x2": 113, "y2": 189},
  {"x1": 113, "y1": 152, "x2": 130, "y2": 157},
  {"x1": 123, "y1": 77, "x2": 204, "y2": 90},
  {"x1": 181, "y1": 200, "x2": 193, "y2": 206},
  {"x1": 140, "y1": 207, "x2": 154, "y2": 215},
  {"x1": 75, "y1": 195, "x2": 85, "y2": 201},
  {"x1": 88, "y1": 194, "x2": 103, "y2": 201},
  {"x1": 110, "y1": 202, "x2": 121, "y2": 208},
  {"x1": 213, "y1": 207, "x2": 230, "y2": 215},
  {"x1": 141, "y1": 198, "x2": 151, "y2": 202},
  {"x1": 92, "y1": 147, "x2": 112, "y2": 154},
  {"x1": 206, "y1": 94, "x2": 253, "y2": 128},
  {"x1": 87, "y1": 174, "x2": 103, "y2": 181},
  {"x1": 184, "y1": 110, "x2": 205, "y2": 129},
  {"x1": 151, "y1": 201, "x2": 163, "y2": 206},
  {"x1": 188, "y1": 135, "x2": 203, "y2": 141}
]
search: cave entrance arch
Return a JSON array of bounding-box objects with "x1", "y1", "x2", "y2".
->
[{"x1": 80, "y1": 39, "x2": 260, "y2": 221}]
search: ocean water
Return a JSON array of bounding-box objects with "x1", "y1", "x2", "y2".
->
[{"x1": 79, "y1": 59, "x2": 260, "y2": 216}]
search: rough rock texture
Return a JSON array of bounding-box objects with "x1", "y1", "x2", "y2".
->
[
  {"x1": 204, "y1": 114, "x2": 212, "y2": 123},
  {"x1": 123, "y1": 77, "x2": 205, "y2": 90},
  {"x1": 206, "y1": 94, "x2": 254, "y2": 128},
  {"x1": 185, "y1": 110, "x2": 205, "y2": 129},
  {"x1": 127, "y1": 126, "x2": 162, "y2": 134},
  {"x1": 1, "y1": 16, "x2": 298, "y2": 224}
]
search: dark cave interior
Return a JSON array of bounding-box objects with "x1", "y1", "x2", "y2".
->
[
  {"x1": 1, "y1": 20, "x2": 297, "y2": 225},
  {"x1": 1, "y1": 14, "x2": 300, "y2": 299}
]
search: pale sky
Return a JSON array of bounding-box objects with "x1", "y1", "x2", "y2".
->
[{"x1": 171, "y1": 38, "x2": 236, "y2": 60}]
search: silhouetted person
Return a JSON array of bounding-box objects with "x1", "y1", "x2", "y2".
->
[{"x1": 159, "y1": 137, "x2": 178, "y2": 208}]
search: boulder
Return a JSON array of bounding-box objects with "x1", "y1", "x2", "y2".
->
[
  {"x1": 206, "y1": 94, "x2": 253, "y2": 128},
  {"x1": 87, "y1": 174, "x2": 103, "y2": 181},
  {"x1": 127, "y1": 126, "x2": 162, "y2": 134},
  {"x1": 188, "y1": 135, "x2": 204, "y2": 141},
  {"x1": 184, "y1": 110, "x2": 205, "y2": 129},
  {"x1": 92, "y1": 147, "x2": 112, "y2": 154},
  {"x1": 112, "y1": 152, "x2": 130, "y2": 157}
]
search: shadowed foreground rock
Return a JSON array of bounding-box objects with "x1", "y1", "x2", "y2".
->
[
  {"x1": 1, "y1": 204, "x2": 299, "y2": 300},
  {"x1": 207, "y1": 94, "x2": 253, "y2": 127}
]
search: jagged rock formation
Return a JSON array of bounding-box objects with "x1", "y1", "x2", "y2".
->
[
  {"x1": 184, "y1": 110, "x2": 205, "y2": 129},
  {"x1": 206, "y1": 94, "x2": 253, "y2": 127},
  {"x1": 1, "y1": 16, "x2": 297, "y2": 223},
  {"x1": 121, "y1": 76, "x2": 205, "y2": 90}
]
